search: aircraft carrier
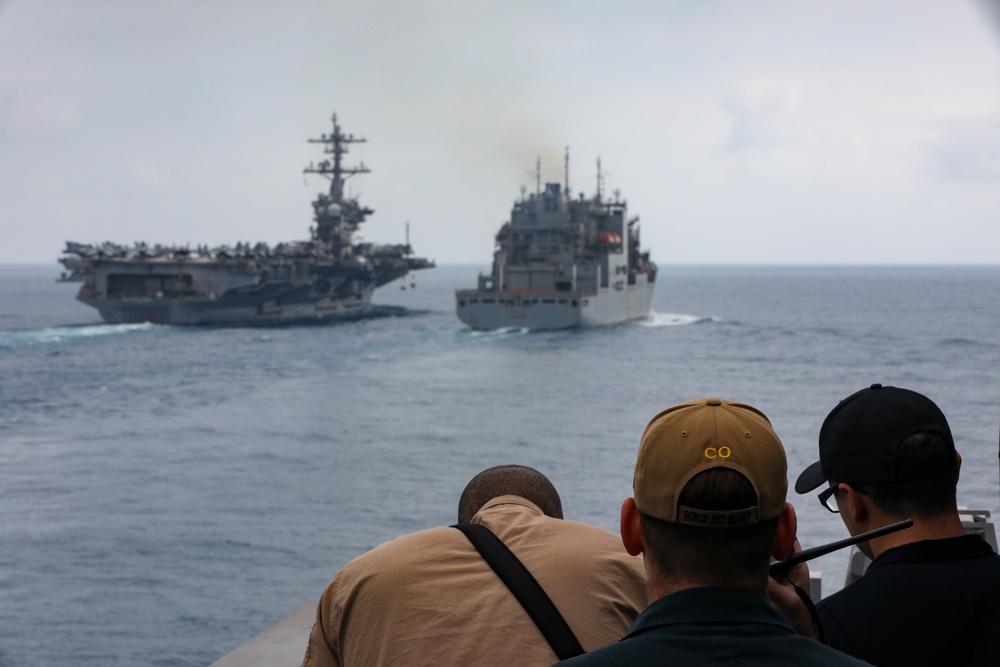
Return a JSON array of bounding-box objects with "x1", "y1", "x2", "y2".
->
[
  {"x1": 59, "y1": 114, "x2": 434, "y2": 325},
  {"x1": 456, "y1": 155, "x2": 656, "y2": 330}
]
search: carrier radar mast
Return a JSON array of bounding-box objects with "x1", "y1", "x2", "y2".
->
[
  {"x1": 303, "y1": 114, "x2": 374, "y2": 247},
  {"x1": 304, "y1": 113, "x2": 370, "y2": 203}
]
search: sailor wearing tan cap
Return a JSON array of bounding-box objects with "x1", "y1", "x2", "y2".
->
[{"x1": 559, "y1": 398, "x2": 870, "y2": 666}]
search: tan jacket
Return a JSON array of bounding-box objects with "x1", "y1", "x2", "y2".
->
[{"x1": 303, "y1": 495, "x2": 647, "y2": 667}]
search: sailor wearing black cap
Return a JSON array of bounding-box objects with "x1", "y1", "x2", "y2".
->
[
  {"x1": 794, "y1": 384, "x2": 1000, "y2": 667},
  {"x1": 560, "y1": 398, "x2": 871, "y2": 667}
]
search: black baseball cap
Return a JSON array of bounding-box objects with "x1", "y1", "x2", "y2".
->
[{"x1": 795, "y1": 384, "x2": 956, "y2": 494}]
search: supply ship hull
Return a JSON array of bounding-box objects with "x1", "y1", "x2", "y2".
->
[
  {"x1": 455, "y1": 266, "x2": 655, "y2": 330},
  {"x1": 456, "y1": 158, "x2": 655, "y2": 331},
  {"x1": 59, "y1": 114, "x2": 433, "y2": 326}
]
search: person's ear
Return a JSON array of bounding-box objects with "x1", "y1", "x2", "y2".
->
[
  {"x1": 841, "y1": 483, "x2": 868, "y2": 525},
  {"x1": 955, "y1": 452, "x2": 962, "y2": 483},
  {"x1": 620, "y1": 497, "x2": 645, "y2": 556},
  {"x1": 771, "y1": 502, "x2": 798, "y2": 560}
]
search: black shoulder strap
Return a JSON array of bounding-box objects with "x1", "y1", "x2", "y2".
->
[{"x1": 452, "y1": 523, "x2": 585, "y2": 660}]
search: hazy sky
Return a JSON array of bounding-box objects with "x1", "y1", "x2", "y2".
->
[{"x1": 2, "y1": 1, "x2": 999, "y2": 266}]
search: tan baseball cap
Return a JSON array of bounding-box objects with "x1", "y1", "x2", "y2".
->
[{"x1": 633, "y1": 397, "x2": 788, "y2": 527}]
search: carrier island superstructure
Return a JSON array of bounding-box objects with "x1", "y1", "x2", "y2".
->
[
  {"x1": 58, "y1": 114, "x2": 434, "y2": 325},
  {"x1": 456, "y1": 156, "x2": 656, "y2": 330}
]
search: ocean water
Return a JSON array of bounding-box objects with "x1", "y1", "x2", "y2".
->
[{"x1": 2, "y1": 263, "x2": 999, "y2": 666}]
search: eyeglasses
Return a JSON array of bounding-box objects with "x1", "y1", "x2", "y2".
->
[{"x1": 818, "y1": 486, "x2": 840, "y2": 513}]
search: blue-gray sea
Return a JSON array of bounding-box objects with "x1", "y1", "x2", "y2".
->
[{"x1": 2, "y1": 263, "x2": 999, "y2": 666}]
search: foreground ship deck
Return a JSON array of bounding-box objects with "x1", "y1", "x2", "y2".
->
[
  {"x1": 456, "y1": 157, "x2": 656, "y2": 331},
  {"x1": 59, "y1": 114, "x2": 433, "y2": 325}
]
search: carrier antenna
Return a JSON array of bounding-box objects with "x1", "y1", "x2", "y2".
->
[{"x1": 564, "y1": 146, "x2": 570, "y2": 197}]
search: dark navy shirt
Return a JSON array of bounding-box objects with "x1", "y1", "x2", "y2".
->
[
  {"x1": 558, "y1": 586, "x2": 871, "y2": 666},
  {"x1": 816, "y1": 534, "x2": 1000, "y2": 667}
]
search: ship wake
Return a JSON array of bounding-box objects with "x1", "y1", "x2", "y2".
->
[
  {"x1": 639, "y1": 311, "x2": 718, "y2": 327},
  {"x1": 465, "y1": 326, "x2": 532, "y2": 338},
  {"x1": 0, "y1": 323, "x2": 156, "y2": 349}
]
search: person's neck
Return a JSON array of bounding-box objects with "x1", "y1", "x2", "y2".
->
[
  {"x1": 865, "y1": 511, "x2": 966, "y2": 559},
  {"x1": 647, "y1": 574, "x2": 766, "y2": 602}
]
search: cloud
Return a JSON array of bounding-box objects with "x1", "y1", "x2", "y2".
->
[
  {"x1": 929, "y1": 119, "x2": 1000, "y2": 183},
  {"x1": 721, "y1": 92, "x2": 798, "y2": 151}
]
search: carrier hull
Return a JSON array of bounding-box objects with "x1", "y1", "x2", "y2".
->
[{"x1": 81, "y1": 280, "x2": 377, "y2": 326}]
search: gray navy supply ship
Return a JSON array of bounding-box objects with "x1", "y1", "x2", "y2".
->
[
  {"x1": 58, "y1": 114, "x2": 434, "y2": 325},
  {"x1": 456, "y1": 157, "x2": 656, "y2": 330}
]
